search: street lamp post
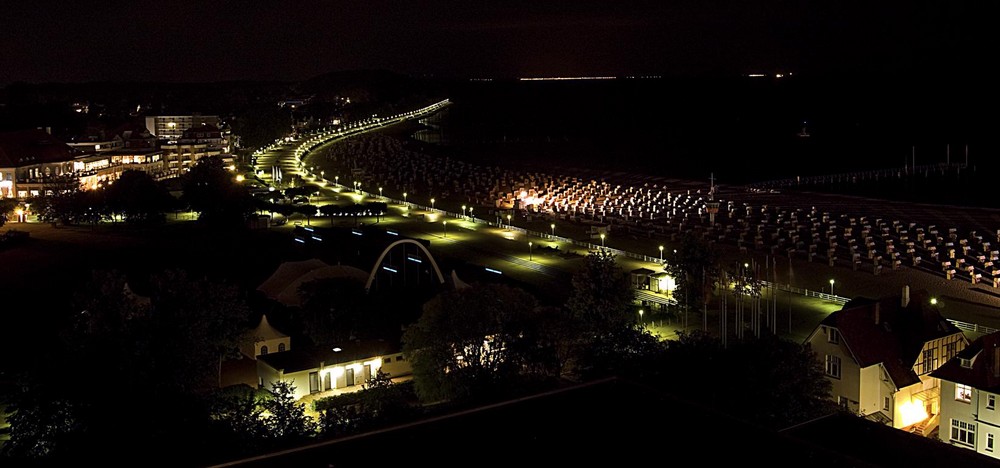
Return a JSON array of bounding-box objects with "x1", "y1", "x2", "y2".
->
[
  {"x1": 431, "y1": 198, "x2": 436, "y2": 210},
  {"x1": 659, "y1": 245, "x2": 664, "y2": 262},
  {"x1": 403, "y1": 192, "x2": 408, "y2": 206},
  {"x1": 469, "y1": 207, "x2": 473, "y2": 219},
  {"x1": 829, "y1": 279, "x2": 835, "y2": 296},
  {"x1": 551, "y1": 223, "x2": 555, "y2": 237},
  {"x1": 335, "y1": 175, "x2": 339, "y2": 186},
  {"x1": 529, "y1": 241, "x2": 533, "y2": 261},
  {"x1": 443, "y1": 221, "x2": 448, "y2": 238},
  {"x1": 379, "y1": 187, "x2": 383, "y2": 199},
  {"x1": 639, "y1": 309, "x2": 644, "y2": 325},
  {"x1": 507, "y1": 214, "x2": 512, "y2": 230},
  {"x1": 600, "y1": 233, "x2": 606, "y2": 248},
  {"x1": 462, "y1": 205, "x2": 467, "y2": 218}
]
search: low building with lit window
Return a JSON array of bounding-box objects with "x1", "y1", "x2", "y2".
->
[
  {"x1": 256, "y1": 339, "x2": 411, "y2": 401},
  {"x1": 804, "y1": 286, "x2": 967, "y2": 435},
  {"x1": 931, "y1": 331, "x2": 1000, "y2": 459}
]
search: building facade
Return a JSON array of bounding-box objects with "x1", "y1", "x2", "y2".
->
[
  {"x1": 805, "y1": 286, "x2": 967, "y2": 435},
  {"x1": 144, "y1": 114, "x2": 220, "y2": 141},
  {"x1": 1, "y1": 128, "x2": 167, "y2": 199},
  {"x1": 932, "y1": 331, "x2": 1000, "y2": 459},
  {"x1": 257, "y1": 340, "x2": 412, "y2": 401}
]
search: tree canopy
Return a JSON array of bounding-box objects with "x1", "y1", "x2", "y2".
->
[
  {"x1": 181, "y1": 156, "x2": 254, "y2": 227},
  {"x1": 402, "y1": 283, "x2": 553, "y2": 403}
]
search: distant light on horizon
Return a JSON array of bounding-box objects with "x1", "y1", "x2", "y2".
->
[{"x1": 519, "y1": 76, "x2": 617, "y2": 81}]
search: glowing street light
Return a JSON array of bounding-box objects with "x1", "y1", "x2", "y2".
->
[
  {"x1": 551, "y1": 223, "x2": 556, "y2": 236},
  {"x1": 235, "y1": 175, "x2": 245, "y2": 182},
  {"x1": 443, "y1": 220, "x2": 448, "y2": 238},
  {"x1": 829, "y1": 279, "x2": 835, "y2": 296},
  {"x1": 335, "y1": 175, "x2": 339, "y2": 185},
  {"x1": 403, "y1": 192, "x2": 408, "y2": 205},
  {"x1": 639, "y1": 309, "x2": 644, "y2": 324},
  {"x1": 600, "y1": 233, "x2": 606, "y2": 247},
  {"x1": 507, "y1": 214, "x2": 512, "y2": 229},
  {"x1": 930, "y1": 297, "x2": 938, "y2": 305},
  {"x1": 469, "y1": 207, "x2": 473, "y2": 219},
  {"x1": 431, "y1": 198, "x2": 436, "y2": 210},
  {"x1": 529, "y1": 241, "x2": 533, "y2": 261},
  {"x1": 659, "y1": 245, "x2": 664, "y2": 261},
  {"x1": 462, "y1": 205, "x2": 467, "y2": 217},
  {"x1": 379, "y1": 187, "x2": 383, "y2": 198}
]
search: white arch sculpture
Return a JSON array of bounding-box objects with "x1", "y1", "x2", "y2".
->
[{"x1": 365, "y1": 239, "x2": 446, "y2": 291}]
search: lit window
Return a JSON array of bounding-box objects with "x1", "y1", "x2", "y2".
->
[
  {"x1": 956, "y1": 384, "x2": 972, "y2": 403},
  {"x1": 827, "y1": 328, "x2": 840, "y2": 344},
  {"x1": 989, "y1": 394, "x2": 996, "y2": 410},
  {"x1": 826, "y1": 355, "x2": 842, "y2": 379},
  {"x1": 951, "y1": 419, "x2": 976, "y2": 447}
]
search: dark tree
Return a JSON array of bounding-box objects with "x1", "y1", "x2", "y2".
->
[
  {"x1": 565, "y1": 248, "x2": 635, "y2": 330},
  {"x1": 262, "y1": 381, "x2": 316, "y2": 442},
  {"x1": 0, "y1": 376, "x2": 82, "y2": 461},
  {"x1": 664, "y1": 232, "x2": 721, "y2": 317},
  {"x1": 402, "y1": 283, "x2": 550, "y2": 403},
  {"x1": 147, "y1": 269, "x2": 253, "y2": 393},
  {"x1": 0, "y1": 199, "x2": 17, "y2": 226},
  {"x1": 180, "y1": 156, "x2": 254, "y2": 227},
  {"x1": 104, "y1": 169, "x2": 175, "y2": 224},
  {"x1": 34, "y1": 175, "x2": 106, "y2": 226},
  {"x1": 207, "y1": 385, "x2": 269, "y2": 453},
  {"x1": 658, "y1": 331, "x2": 837, "y2": 430}
]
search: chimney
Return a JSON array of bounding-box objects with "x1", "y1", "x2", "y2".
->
[
  {"x1": 874, "y1": 302, "x2": 881, "y2": 325},
  {"x1": 901, "y1": 285, "x2": 910, "y2": 308},
  {"x1": 994, "y1": 346, "x2": 1000, "y2": 378}
]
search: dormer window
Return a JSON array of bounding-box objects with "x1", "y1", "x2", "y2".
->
[
  {"x1": 827, "y1": 328, "x2": 840, "y2": 344},
  {"x1": 960, "y1": 358, "x2": 973, "y2": 369}
]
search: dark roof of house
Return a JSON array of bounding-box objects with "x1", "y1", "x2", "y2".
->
[
  {"x1": 821, "y1": 289, "x2": 961, "y2": 388},
  {"x1": 630, "y1": 267, "x2": 656, "y2": 275},
  {"x1": 931, "y1": 331, "x2": 1000, "y2": 392},
  {"x1": 257, "y1": 339, "x2": 400, "y2": 374},
  {"x1": 0, "y1": 129, "x2": 76, "y2": 167}
]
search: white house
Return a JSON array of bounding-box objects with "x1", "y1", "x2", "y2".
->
[
  {"x1": 805, "y1": 286, "x2": 967, "y2": 435},
  {"x1": 256, "y1": 339, "x2": 412, "y2": 401},
  {"x1": 931, "y1": 331, "x2": 1000, "y2": 459}
]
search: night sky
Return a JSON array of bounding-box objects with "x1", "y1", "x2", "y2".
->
[{"x1": 0, "y1": 1, "x2": 986, "y2": 84}]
